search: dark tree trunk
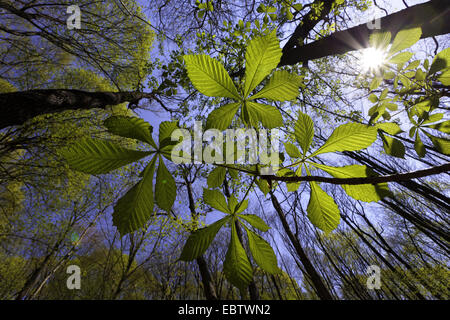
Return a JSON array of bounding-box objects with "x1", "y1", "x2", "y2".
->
[
  {"x1": 0, "y1": 89, "x2": 153, "y2": 129},
  {"x1": 270, "y1": 191, "x2": 334, "y2": 300}
]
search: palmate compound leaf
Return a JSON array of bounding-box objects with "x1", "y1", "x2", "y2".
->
[
  {"x1": 183, "y1": 55, "x2": 241, "y2": 100},
  {"x1": 311, "y1": 123, "x2": 377, "y2": 157},
  {"x1": 61, "y1": 138, "x2": 152, "y2": 175},
  {"x1": 179, "y1": 215, "x2": 232, "y2": 261},
  {"x1": 244, "y1": 225, "x2": 280, "y2": 274},
  {"x1": 294, "y1": 112, "x2": 314, "y2": 154},
  {"x1": 104, "y1": 116, "x2": 157, "y2": 148},
  {"x1": 249, "y1": 70, "x2": 303, "y2": 101},
  {"x1": 223, "y1": 222, "x2": 254, "y2": 291},
  {"x1": 307, "y1": 181, "x2": 340, "y2": 234},
  {"x1": 244, "y1": 29, "x2": 282, "y2": 97},
  {"x1": 112, "y1": 156, "x2": 157, "y2": 235},
  {"x1": 155, "y1": 155, "x2": 176, "y2": 211},
  {"x1": 311, "y1": 163, "x2": 391, "y2": 202}
]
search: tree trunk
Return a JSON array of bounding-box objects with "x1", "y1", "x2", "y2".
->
[
  {"x1": 270, "y1": 191, "x2": 334, "y2": 300},
  {"x1": 0, "y1": 89, "x2": 154, "y2": 129}
]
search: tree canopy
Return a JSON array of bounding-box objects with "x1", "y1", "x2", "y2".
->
[{"x1": 0, "y1": 0, "x2": 449, "y2": 301}]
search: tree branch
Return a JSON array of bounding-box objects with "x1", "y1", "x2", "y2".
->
[{"x1": 262, "y1": 162, "x2": 450, "y2": 185}]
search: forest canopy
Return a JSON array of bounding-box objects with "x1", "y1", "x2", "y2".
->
[{"x1": 0, "y1": 0, "x2": 449, "y2": 301}]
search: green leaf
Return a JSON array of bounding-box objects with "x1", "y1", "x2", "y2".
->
[
  {"x1": 223, "y1": 223, "x2": 254, "y2": 291},
  {"x1": 293, "y1": 3, "x2": 303, "y2": 11},
  {"x1": 238, "y1": 214, "x2": 270, "y2": 232},
  {"x1": 294, "y1": 112, "x2": 314, "y2": 154},
  {"x1": 388, "y1": 27, "x2": 421, "y2": 55},
  {"x1": 423, "y1": 120, "x2": 450, "y2": 134},
  {"x1": 369, "y1": 31, "x2": 391, "y2": 50},
  {"x1": 284, "y1": 142, "x2": 301, "y2": 158},
  {"x1": 286, "y1": 10, "x2": 293, "y2": 20},
  {"x1": 244, "y1": 226, "x2": 279, "y2": 274},
  {"x1": 437, "y1": 69, "x2": 450, "y2": 85},
  {"x1": 249, "y1": 70, "x2": 303, "y2": 101},
  {"x1": 206, "y1": 102, "x2": 241, "y2": 130},
  {"x1": 422, "y1": 113, "x2": 443, "y2": 125},
  {"x1": 207, "y1": 166, "x2": 227, "y2": 188},
  {"x1": 228, "y1": 167, "x2": 239, "y2": 180},
  {"x1": 203, "y1": 188, "x2": 230, "y2": 213},
  {"x1": 61, "y1": 138, "x2": 151, "y2": 174},
  {"x1": 179, "y1": 216, "x2": 231, "y2": 261},
  {"x1": 369, "y1": 77, "x2": 382, "y2": 91},
  {"x1": 423, "y1": 131, "x2": 450, "y2": 155},
  {"x1": 104, "y1": 116, "x2": 157, "y2": 148},
  {"x1": 405, "y1": 60, "x2": 420, "y2": 70},
  {"x1": 376, "y1": 122, "x2": 402, "y2": 135},
  {"x1": 379, "y1": 89, "x2": 388, "y2": 101},
  {"x1": 414, "y1": 132, "x2": 426, "y2": 158},
  {"x1": 112, "y1": 156, "x2": 157, "y2": 235},
  {"x1": 155, "y1": 156, "x2": 176, "y2": 211},
  {"x1": 307, "y1": 182, "x2": 340, "y2": 234},
  {"x1": 429, "y1": 47, "x2": 450, "y2": 75},
  {"x1": 286, "y1": 181, "x2": 300, "y2": 192},
  {"x1": 232, "y1": 199, "x2": 248, "y2": 214},
  {"x1": 312, "y1": 163, "x2": 390, "y2": 202},
  {"x1": 389, "y1": 52, "x2": 413, "y2": 64},
  {"x1": 244, "y1": 30, "x2": 282, "y2": 97},
  {"x1": 383, "y1": 102, "x2": 398, "y2": 111},
  {"x1": 159, "y1": 121, "x2": 179, "y2": 148},
  {"x1": 368, "y1": 94, "x2": 378, "y2": 103},
  {"x1": 227, "y1": 195, "x2": 239, "y2": 213},
  {"x1": 245, "y1": 101, "x2": 283, "y2": 128},
  {"x1": 383, "y1": 71, "x2": 395, "y2": 80},
  {"x1": 311, "y1": 123, "x2": 377, "y2": 157},
  {"x1": 256, "y1": 178, "x2": 270, "y2": 196},
  {"x1": 382, "y1": 135, "x2": 406, "y2": 158},
  {"x1": 184, "y1": 54, "x2": 240, "y2": 99}
]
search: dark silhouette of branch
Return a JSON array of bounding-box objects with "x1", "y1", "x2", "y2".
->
[{"x1": 262, "y1": 162, "x2": 450, "y2": 184}]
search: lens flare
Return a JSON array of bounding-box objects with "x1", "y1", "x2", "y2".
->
[{"x1": 360, "y1": 47, "x2": 386, "y2": 72}]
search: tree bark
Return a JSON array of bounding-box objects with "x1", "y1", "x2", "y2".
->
[{"x1": 0, "y1": 89, "x2": 154, "y2": 129}]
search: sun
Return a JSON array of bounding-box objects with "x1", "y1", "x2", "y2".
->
[{"x1": 360, "y1": 47, "x2": 387, "y2": 72}]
